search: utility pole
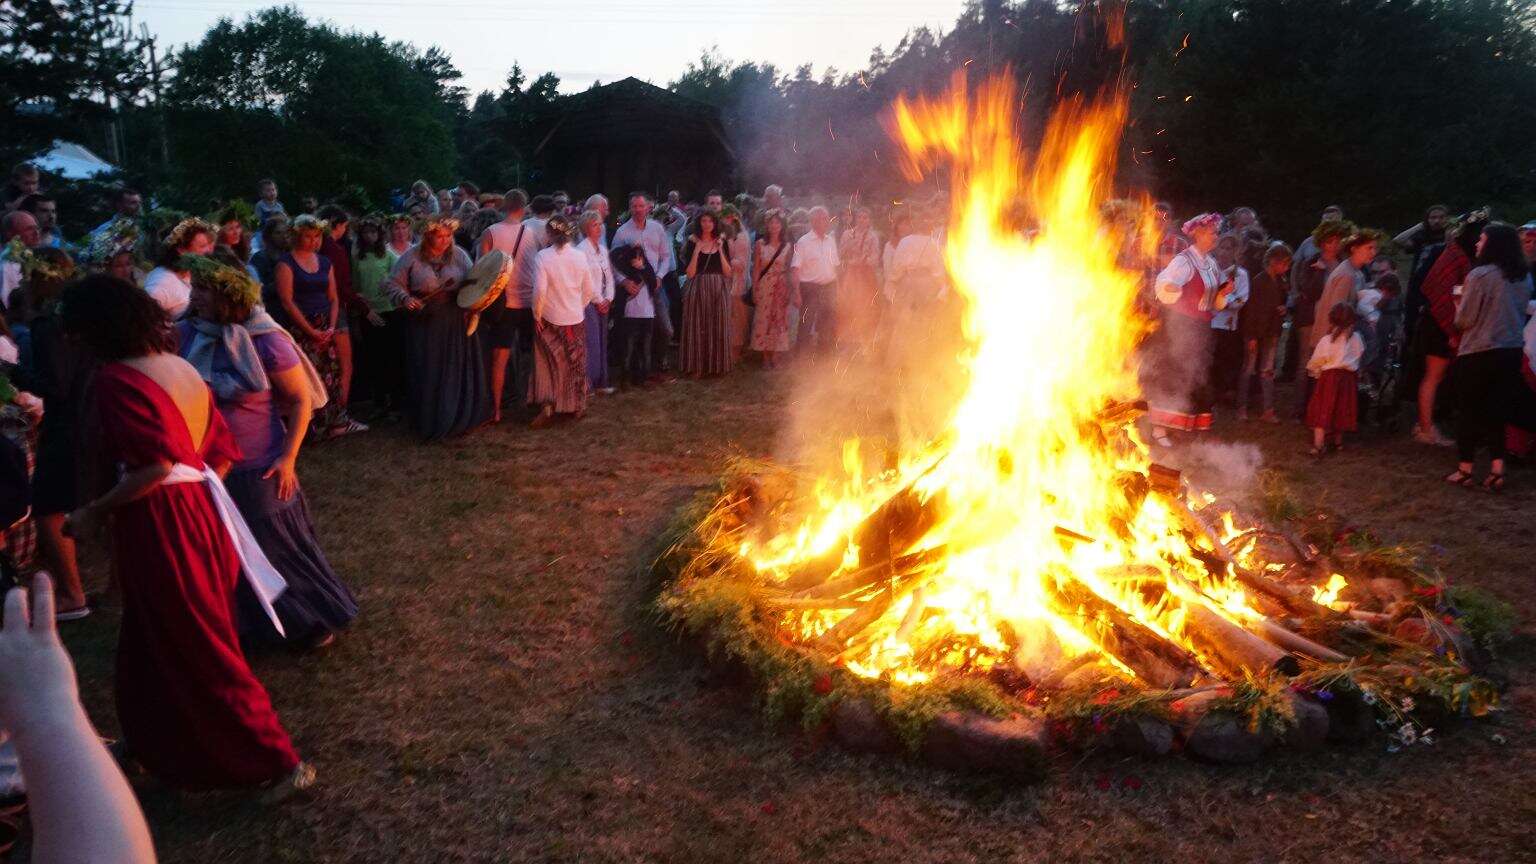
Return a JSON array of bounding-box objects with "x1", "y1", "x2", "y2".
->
[{"x1": 141, "y1": 23, "x2": 169, "y2": 167}]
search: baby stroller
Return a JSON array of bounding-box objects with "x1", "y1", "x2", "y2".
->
[{"x1": 1358, "y1": 322, "x2": 1406, "y2": 433}]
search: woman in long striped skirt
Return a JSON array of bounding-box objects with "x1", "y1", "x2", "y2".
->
[
  {"x1": 679, "y1": 210, "x2": 734, "y2": 378},
  {"x1": 529, "y1": 214, "x2": 598, "y2": 428}
]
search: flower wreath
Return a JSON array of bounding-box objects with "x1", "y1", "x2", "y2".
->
[
  {"x1": 3, "y1": 238, "x2": 76, "y2": 283},
  {"x1": 177, "y1": 254, "x2": 261, "y2": 309}
]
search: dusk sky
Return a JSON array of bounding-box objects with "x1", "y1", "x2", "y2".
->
[{"x1": 131, "y1": 0, "x2": 972, "y2": 95}]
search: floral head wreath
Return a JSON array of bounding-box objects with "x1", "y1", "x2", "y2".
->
[
  {"x1": 177, "y1": 254, "x2": 261, "y2": 310},
  {"x1": 4, "y1": 239, "x2": 76, "y2": 283},
  {"x1": 289, "y1": 214, "x2": 329, "y2": 236},
  {"x1": 81, "y1": 217, "x2": 140, "y2": 266},
  {"x1": 1180, "y1": 212, "x2": 1222, "y2": 236},
  {"x1": 164, "y1": 217, "x2": 216, "y2": 251},
  {"x1": 416, "y1": 213, "x2": 459, "y2": 235},
  {"x1": 544, "y1": 212, "x2": 575, "y2": 240}
]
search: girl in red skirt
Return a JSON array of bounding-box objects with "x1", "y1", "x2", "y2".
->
[{"x1": 1306, "y1": 302, "x2": 1364, "y2": 456}]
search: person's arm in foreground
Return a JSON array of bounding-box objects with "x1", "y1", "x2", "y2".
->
[{"x1": 0, "y1": 575, "x2": 156, "y2": 864}]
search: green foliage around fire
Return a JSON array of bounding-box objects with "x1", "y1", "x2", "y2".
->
[{"x1": 652, "y1": 462, "x2": 1506, "y2": 755}]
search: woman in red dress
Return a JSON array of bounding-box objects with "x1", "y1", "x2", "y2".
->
[{"x1": 62, "y1": 274, "x2": 312, "y2": 793}]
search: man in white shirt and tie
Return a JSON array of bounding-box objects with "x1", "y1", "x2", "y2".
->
[{"x1": 792, "y1": 206, "x2": 841, "y2": 353}]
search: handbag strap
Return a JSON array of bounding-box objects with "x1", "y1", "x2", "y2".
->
[{"x1": 756, "y1": 242, "x2": 787, "y2": 284}]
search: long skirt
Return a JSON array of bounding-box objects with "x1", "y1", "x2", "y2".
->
[
  {"x1": 583, "y1": 304, "x2": 610, "y2": 390},
  {"x1": 114, "y1": 485, "x2": 299, "y2": 788},
  {"x1": 298, "y1": 311, "x2": 345, "y2": 433},
  {"x1": 403, "y1": 295, "x2": 493, "y2": 440},
  {"x1": 227, "y1": 468, "x2": 358, "y2": 645},
  {"x1": 1144, "y1": 311, "x2": 1215, "y2": 430},
  {"x1": 730, "y1": 277, "x2": 753, "y2": 357},
  {"x1": 680, "y1": 273, "x2": 733, "y2": 375},
  {"x1": 838, "y1": 264, "x2": 880, "y2": 346},
  {"x1": 751, "y1": 271, "x2": 793, "y2": 353},
  {"x1": 530, "y1": 321, "x2": 588, "y2": 414},
  {"x1": 357, "y1": 308, "x2": 407, "y2": 410},
  {"x1": 1306, "y1": 368, "x2": 1358, "y2": 433}
]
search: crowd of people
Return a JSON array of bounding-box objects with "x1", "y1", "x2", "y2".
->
[
  {"x1": 1142, "y1": 201, "x2": 1536, "y2": 489},
  {"x1": 0, "y1": 158, "x2": 1531, "y2": 848}
]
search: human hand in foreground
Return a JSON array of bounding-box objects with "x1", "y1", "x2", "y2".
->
[
  {"x1": 0, "y1": 575, "x2": 76, "y2": 736},
  {"x1": 367, "y1": 311, "x2": 385, "y2": 328},
  {"x1": 264, "y1": 455, "x2": 299, "y2": 501}
]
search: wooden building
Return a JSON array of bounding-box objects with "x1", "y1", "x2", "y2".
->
[{"x1": 531, "y1": 77, "x2": 736, "y2": 208}]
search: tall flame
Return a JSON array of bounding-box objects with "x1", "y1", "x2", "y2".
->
[{"x1": 741, "y1": 72, "x2": 1274, "y2": 687}]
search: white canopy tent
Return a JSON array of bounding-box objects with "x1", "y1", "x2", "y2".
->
[{"x1": 33, "y1": 140, "x2": 117, "y2": 179}]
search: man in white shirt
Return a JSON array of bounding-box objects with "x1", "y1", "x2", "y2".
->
[
  {"x1": 479, "y1": 190, "x2": 545, "y2": 421},
  {"x1": 792, "y1": 206, "x2": 841, "y2": 353},
  {"x1": 611, "y1": 193, "x2": 674, "y2": 375}
]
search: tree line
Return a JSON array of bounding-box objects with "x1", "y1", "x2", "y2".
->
[{"x1": 6, "y1": 0, "x2": 1535, "y2": 240}]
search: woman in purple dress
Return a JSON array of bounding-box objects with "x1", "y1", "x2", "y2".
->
[{"x1": 176, "y1": 256, "x2": 358, "y2": 649}]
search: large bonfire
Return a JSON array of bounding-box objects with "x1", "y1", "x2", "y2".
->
[{"x1": 658, "y1": 70, "x2": 1498, "y2": 766}]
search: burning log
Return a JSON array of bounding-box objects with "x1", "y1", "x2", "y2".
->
[
  {"x1": 814, "y1": 569, "x2": 931, "y2": 656},
  {"x1": 1044, "y1": 576, "x2": 1203, "y2": 690},
  {"x1": 1159, "y1": 493, "x2": 1334, "y2": 620},
  {"x1": 853, "y1": 482, "x2": 944, "y2": 569},
  {"x1": 814, "y1": 587, "x2": 897, "y2": 654},
  {"x1": 1180, "y1": 601, "x2": 1299, "y2": 678},
  {"x1": 779, "y1": 545, "x2": 848, "y2": 592},
  {"x1": 779, "y1": 546, "x2": 947, "y2": 600},
  {"x1": 1247, "y1": 618, "x2": 1347, "y2": 664}
]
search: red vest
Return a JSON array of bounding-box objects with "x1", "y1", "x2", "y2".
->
[{"x1": 1169, "y1": 251, "x2": 1214, "y2": 323}]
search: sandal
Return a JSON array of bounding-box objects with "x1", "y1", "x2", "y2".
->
[
  {"x1": 1483, "y1": 472, "x2": 1506, "y2": 493},
  {"x1": 1308, "y1": 446, "x2": 1326, "y2": 459},
  {"x1": 262, "y1": 761, "x2": 318, "y2": 805},
  {"x1": 1444, "y1": 469, "x2": 1475, "y2": 487}
]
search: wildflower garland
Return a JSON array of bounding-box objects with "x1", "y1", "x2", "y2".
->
[
  {"x1": 654, "y1": 461, "x2": 1504, "y2": 756},
  {"x1": 3, "y1": 239, "x2": 75, "y2": 283}
]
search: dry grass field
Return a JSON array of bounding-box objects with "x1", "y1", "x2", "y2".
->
[{"x1": 57, "y1": 364, "x2": 1536, "y2": 863}]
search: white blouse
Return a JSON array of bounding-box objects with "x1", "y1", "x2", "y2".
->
[
  {"x1": 144, "y1": 266, "x2": 192, "y2": 319},
  {"x1": 1306, "y1": 331, "x2": 1364, "y2": 375},
  {"x1": 532, "y1": 244, "x2": 597, "y2": 327},
  {"x1": 576, "y1": 236, "x2": 615, "y2": 305},
  {"x1": 1154, "y1": 246, "x2": 1221, "y2": 309}
]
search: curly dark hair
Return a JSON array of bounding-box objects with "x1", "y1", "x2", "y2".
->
[{"x1": 60, "y1": 274, "x2": 173, "y2": 361}]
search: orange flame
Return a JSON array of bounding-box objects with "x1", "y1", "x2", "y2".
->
[{"x1": 740, "y1": 72, "x2": 1273, "y2": 686}]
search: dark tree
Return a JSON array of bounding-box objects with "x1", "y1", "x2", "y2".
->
[
  {"x1": 0, "y1": 0, "x2": 152, "y2": 168},
  {"x1": 162, "y1": 5, "x2": 460, "y2": 210}
]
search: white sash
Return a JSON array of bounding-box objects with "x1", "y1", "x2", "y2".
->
[{"x1": 162, "y1": 463, "x2": 288, "y2": 636}]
